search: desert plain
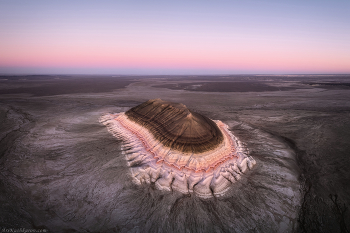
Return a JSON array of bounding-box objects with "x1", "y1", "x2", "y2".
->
[{"x1": 0, "y1": 75, "x2": 349, "y2": 232}]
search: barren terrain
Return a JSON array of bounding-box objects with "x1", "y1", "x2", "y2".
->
[{"x1": 0, "y1": 75, "x2": 349, "y2": 232}]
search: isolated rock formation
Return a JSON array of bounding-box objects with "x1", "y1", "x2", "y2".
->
[
  {"x1": 125, "y1": 99, "x2": 223, "y2": 153},
  {"x1": 100, "y1": 99, "x2": 256, "y2": 198}
]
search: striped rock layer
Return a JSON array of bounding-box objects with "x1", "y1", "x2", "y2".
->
[
  {"x1": 100, "y1": 99, "x2": 256, "y2": 198},
  {"x1": 125, "y1": 99, "x2": 224, "y2": 154}
]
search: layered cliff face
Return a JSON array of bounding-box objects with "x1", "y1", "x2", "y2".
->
[
  {"x1": 125, "y1": 99, "x2": 224, "y2": 153},
  {"x1": 100, "y1": 99, "x2": 256, "y2": 198}
]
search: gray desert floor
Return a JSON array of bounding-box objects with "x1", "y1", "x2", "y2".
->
[{"x1": 0, "y1": 75, "x2": 349, "y2": 232}]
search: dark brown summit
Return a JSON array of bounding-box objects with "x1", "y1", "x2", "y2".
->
[{"x1": 125, "y1": 99, "x2": 224, "y2": 153}]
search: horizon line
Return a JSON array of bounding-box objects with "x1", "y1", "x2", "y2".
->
[{"x1": 1, "y1": 73, "x2": 350, "y2": 77}]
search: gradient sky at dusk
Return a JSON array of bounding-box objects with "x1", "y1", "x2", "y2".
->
[{"x1": 1, "y1": 0, "x2": 349, "y2": 75}]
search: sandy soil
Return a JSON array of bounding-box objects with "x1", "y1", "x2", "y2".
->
[{"x1": 0, "y1": 75, "x2": 349, "y2": 232}]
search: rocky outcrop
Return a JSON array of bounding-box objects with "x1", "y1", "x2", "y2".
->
[
  {"x1": 100, "y1": 99, "x2": 256, "y2": 198},
  {"x1": 125, "y1": 99, "x2": 223, "y2": 153}
]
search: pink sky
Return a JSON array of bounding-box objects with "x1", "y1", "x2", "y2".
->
[{"x1": 1, "y1": 1, "x2": 349, "y2": 74}]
